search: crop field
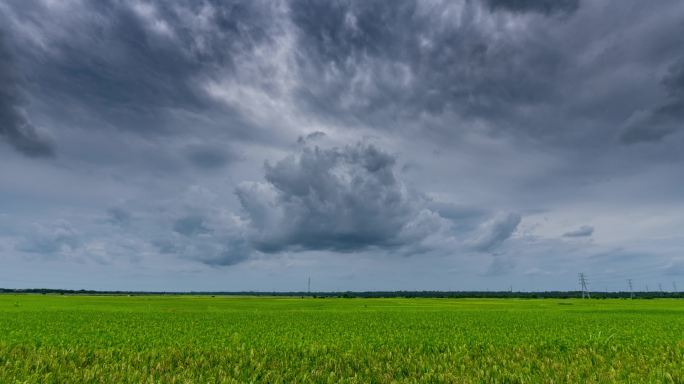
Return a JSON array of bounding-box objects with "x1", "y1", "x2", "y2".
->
[{"x1": 1, "y1": 296, "x2": 683, "y2": 383}]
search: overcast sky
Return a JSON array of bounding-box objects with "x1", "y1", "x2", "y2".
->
[{"x1": 2, "y1": 0, "x2": 684, "y2": 292}]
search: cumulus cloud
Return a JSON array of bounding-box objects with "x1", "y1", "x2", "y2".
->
[
  {"x1": 236, "y1": 142, "x2": 450, "y2": 253},
  {"x1": 563, "y1": 225, "x2": 594, "y2": 238},
  {"x1": 468, "y1": 212, "x2": 521, "y2": 252}
]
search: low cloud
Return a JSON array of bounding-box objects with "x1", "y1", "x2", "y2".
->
[
  {"x1": 563, "y1": 225, "x2": 594, "y2": 238},
  {"x1": 468, "y1": 212, "x2": 521, "y2": 252},
  {"x1": 236, "y1": 142, "x2": 449, "y2": 254},
  {"x1": 16, "y1": 221, "x2": 79, "y2": 255}
]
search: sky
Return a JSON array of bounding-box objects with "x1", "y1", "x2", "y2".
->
[{"x1": 1, "y1": 0, "x2": 684, "y2": 292}]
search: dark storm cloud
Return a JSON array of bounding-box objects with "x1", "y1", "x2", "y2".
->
[
  {"x1": 289, "y1": 0, "x2": 571, "y2": 133},
  {"x1": 1, "y1": 0, "x2": 283, "y2": 140},
  {"x1": 0, "y1": 32, "x2": 54, "y2": 157},
  {"x1": 485, "y1": 0, "x2": 580, "y2": 16},
  {"x1": 236, "y1": 142, "x2": 448, "y2": 253},
  {"x1": 620, "y1": 59, "x2": 684, "y2": 144},
  {"x1": 563, "y1": 225, "x2": 594, "y2": 238}
]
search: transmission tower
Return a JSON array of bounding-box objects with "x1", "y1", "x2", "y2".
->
[
  {"x1": 673, "y1": 281, "x2": 678, "y2": 293},
  {"x1": 659, "y1": 283, "x2": 664, "y2": 295},
  {"x1": 307, "y1": 277, "x2": 311, "y2": 294},
  {"x1": 627, "y1": 279, "x2": 633, "y2": 299},
  {"x1": 578, "y1": 273, "x2": 590, "y2": 299}
]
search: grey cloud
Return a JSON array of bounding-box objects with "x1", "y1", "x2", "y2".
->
[
  {"x1": 468, "y1": 212, "x2": 521, "y2": 252},
  {"x1": 289, "y1": 0, "x2": 570, "y2": 135},
  {"x1": 194, "y1": 238, "x2": 251, "y2": 266},
  {"x1": 485, "y1": 0, "x2": 580, "y2": 16},
  {"x1": 563, "y1": 225, "x2": 594, "y2": 238},
  {"x1": 620, "y1": 59, "x2": 684, "y2": 144},
  {"x1": 297, "y1": 131, "x2": 326, "y2": 144},
  {"x1": 16, "y1": 221, "x2": 79, "y2": 255},
  {"x1": 159, "y1": 235, "x2": 250, "y2": 266},
  {"x1": 1, "y1": 0, "x2": 285, "y2": 143},
  {"x1": 236, "y1": 142, "x2": 447, "y2": 253},
  {"x1": 0, "y1": 32, "x2": 54, "y2": 157},
  {"x1": 2, "y1": 0, "x2": 684, "y2": 289},
  {"x1": 665, "y1": 261, "x2": 684, "y2": 276},
  {"x1": 107, "y1": 207, "x2": 132, "y2": 227},
  {"x1": 428, "y1": 202, "x2": 489, "y2": 232},
  {"x1": 173, "y1": 215, "x2": 210, "y2": 236},
  {"x1": 186, "y1": 145, "x2": 237, "y2": 170},
  {"x1": 484, "y1": 255, "x2": 515, "y2": 276}
]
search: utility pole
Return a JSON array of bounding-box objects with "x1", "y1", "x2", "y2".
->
[
  {"x1": 578, "y1": 273, "x2": 590, "y2": 299},
  {"x1": 627, "y1": 279, "x2": 633, "y2": 299}
]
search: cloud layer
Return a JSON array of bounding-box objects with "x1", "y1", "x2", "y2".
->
[{"x1": 2, "y1": 0, "x2": 684, "y2": 291}]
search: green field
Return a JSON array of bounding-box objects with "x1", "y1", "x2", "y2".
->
[{"x1": 1, "y1": 296, "x2": 683, "y2": 383}]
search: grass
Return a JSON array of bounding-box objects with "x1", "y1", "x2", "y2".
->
[{"x1": 1, "y1": 295, "x2": 683, "y2": 383}]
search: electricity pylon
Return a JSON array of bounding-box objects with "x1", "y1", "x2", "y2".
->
[{"x1": 578, "y1": 273, "x2": 590, "y2": 299}]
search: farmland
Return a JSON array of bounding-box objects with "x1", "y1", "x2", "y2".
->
[{"x1": 1, "y1": 295, "x2": 683, "y2": 383}]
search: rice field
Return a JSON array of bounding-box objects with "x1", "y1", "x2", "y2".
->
[{"x1": 1, "y1": 295, "x2": 683, "y2": 383}]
